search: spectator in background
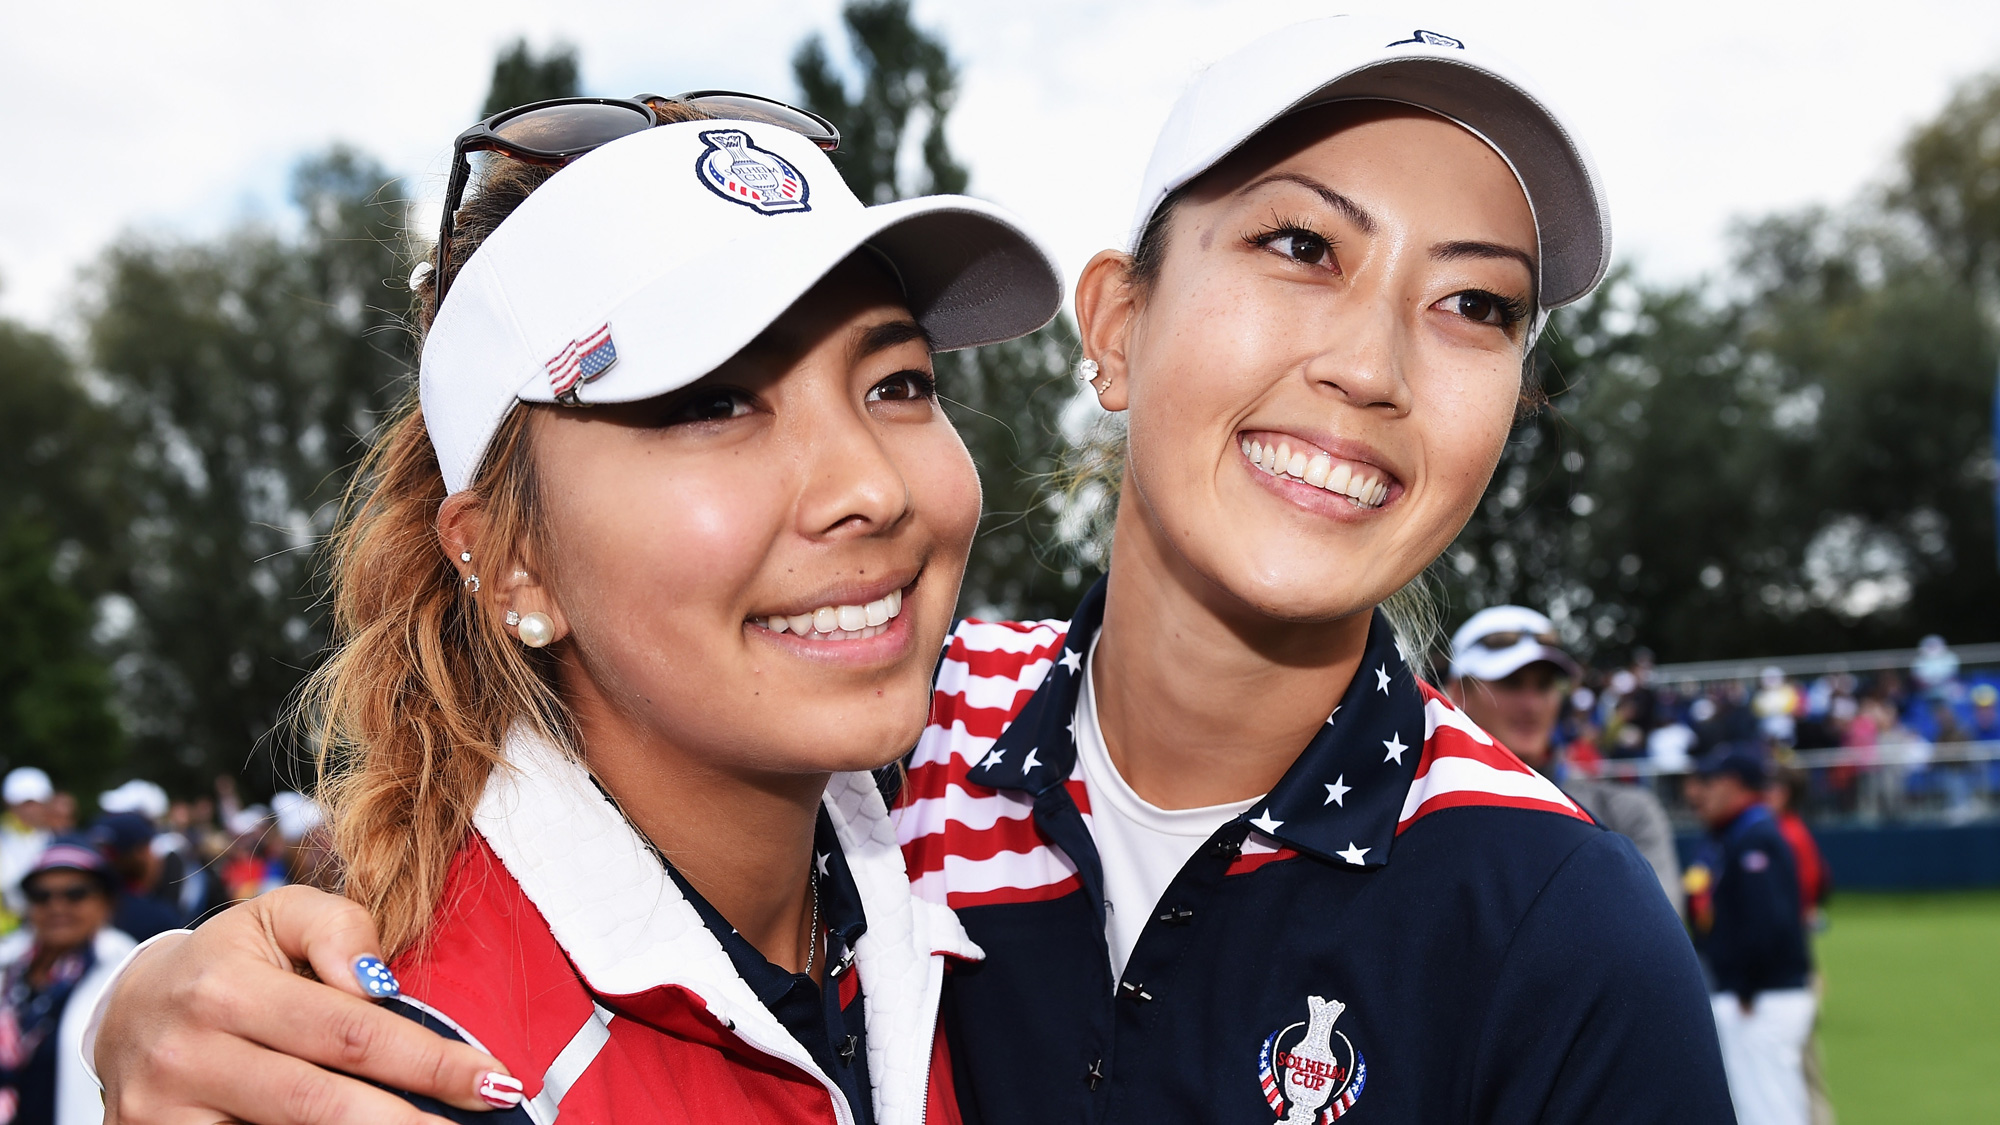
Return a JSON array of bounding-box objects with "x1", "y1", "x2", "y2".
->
[
  {"x1": 270, "y1": 792, "x2": 336, "y2": 892},
  {"x1": 0, "y1": 840, "x2": 135, "y2": 1125},
  {"x1": 0, "y1": 771, "x2": 55, "y2": 931},
  {"x1": 1447, "y1": 606, "x2": 1686, "y2": 918},
  {"x1": 87, "y1": 813, "x2": 180, "y2": 940},
  {"x1": 1765, "y1": 767, "x2": 1835, "y2": 1125},
  {"x1": 1971, "y1": 684, "x2": 2000, "y2": 741},
  {"x1": 1753, "y1": 667, "x2": 1801, "y2": 747},
  {"x1": 1911, "y1": 634, "x2": 1960, "y2": 702},
  {"x1": 218, "y1": 806, "x2": 284, "y2": 903},
  {"x1": 1685, "y1": 749, "x2": 1814, "y2": 1125}
]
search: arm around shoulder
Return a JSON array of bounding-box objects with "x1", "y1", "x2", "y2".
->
[{"x1": 1470, "y1": 829, "x2": 1733, "y2": 1125}]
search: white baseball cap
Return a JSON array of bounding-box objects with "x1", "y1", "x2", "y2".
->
[
  {"x1": 1133, "y1": 15, "x2": 1611, "y2": 311},
  {"x1": 1449, "y1": 605, "x2": 1580, "y2": 683},
  {"x1": 3, "y1": 767, "x2": 52, "y2": 806},
  {"x1": 423, "y1": 119, "x2": 1065, "y2": 493}
]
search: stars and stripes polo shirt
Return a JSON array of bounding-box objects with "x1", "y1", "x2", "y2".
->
[{"x1": 899, "y1": 578, "x2": 1733, "y2": 1124}]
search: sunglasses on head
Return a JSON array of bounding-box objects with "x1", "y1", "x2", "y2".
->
[
  {"x1": 1470, "y1": 630, "x2": 1561, "y2": 651},
  {"x1": 435, "y1": 91, "x2": 841, "y2": 304},
  {"x1": 27, "y1": 883, "x2": 97, "y2": 906}
]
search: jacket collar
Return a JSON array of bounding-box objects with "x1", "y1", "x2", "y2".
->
[
  {"x1": 965, "y1": 576, "x2": 1428, "y2": 869},
  {"x1": 473, "y1": 725, "x2": 979, "y2": 1125}
]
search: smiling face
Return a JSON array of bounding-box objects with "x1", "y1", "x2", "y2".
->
[
  {"x1": 481, "y1": 254, "x2": 980, "y2": 780},
  {"x1": 1084, "y1": 102, "x2": 1537, "y2": 626}
]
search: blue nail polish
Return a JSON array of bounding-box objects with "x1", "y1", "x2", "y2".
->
[{"x1": 354, "y1": 955, "x2": 400, "y2": 999}]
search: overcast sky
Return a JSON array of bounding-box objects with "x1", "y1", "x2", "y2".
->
[{"x1": 6, "y1": 0, "x2": 2000, "y2": 332}]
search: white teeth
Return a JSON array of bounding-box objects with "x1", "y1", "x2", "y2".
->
[
  {"x1": 757, "y1": 588, "x2": 907, "y2": 640},
  {"x1": 1241, "y1": 436, "x2": 1388, "y2": 508},
  {"x1": 1304, "y1": 454, "x2": 1331, "y2": 488}
]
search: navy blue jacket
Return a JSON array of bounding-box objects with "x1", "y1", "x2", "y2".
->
[
  {"x1": 902, "y1": 581, "x2": 1734, "y2": 1124},
  {"x1": 1693, "y1": 804, "x2": 1810, "y2": 1004}
]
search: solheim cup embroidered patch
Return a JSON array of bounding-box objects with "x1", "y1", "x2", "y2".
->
[
  {"x1": 1259, "y1": 995, "x2": 1366, "y2": 1123},
  {"x1": 545, "y1": 323, "x2": 618, "y2": 402},
  {"x1": 695, "y1": 129, "x2": 810, "y2": 214}
]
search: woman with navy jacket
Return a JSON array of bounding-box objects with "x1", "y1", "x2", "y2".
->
[{"x1": 90, "y1": 15, "x2": 1732, "y2": 1125}]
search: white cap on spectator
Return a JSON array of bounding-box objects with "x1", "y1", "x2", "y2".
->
[
  {"x1": 271, "y1": 792, "x2": 325, "y2": 843},
  {"x1": 1450, "y1": 605, "x2": 1580, "y2": 683},
  {"x1": 4, "y1": 768, "x2": 52, "y2": 806},
  {"x1": 1131, "y1": 14, "x2": 1610, "y2": 311},
  {"x1": 225, "y1": 805, "x2": 270, "y2": 837},
  {"x1": 100, "y1": 779, "x2": 169, "y2": 821},
  {"x1": 423, "y1": 119, "x2": 1064, "y2": 494}
]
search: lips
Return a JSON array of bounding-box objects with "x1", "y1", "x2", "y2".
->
[{"x1": 1240, "y1": 432, "x2": 1392, "y2": 508}]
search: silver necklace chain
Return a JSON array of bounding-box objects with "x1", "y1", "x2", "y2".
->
[{"x1": 802, "y1": 866, "x2": 821, "y2": 978}]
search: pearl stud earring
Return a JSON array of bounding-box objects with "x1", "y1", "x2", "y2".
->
[{"x1": 516, "y1": 611, "x2": 555, "y2": 648}]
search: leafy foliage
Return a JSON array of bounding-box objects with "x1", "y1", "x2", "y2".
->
[
  {"x1": 0, "y1": 319, "x2": 124, "y2": 789},
  {"x1": 85, "y1": 149, "x2": 415, "y2": 791},
  {"x1": 481, "y1": 40, "x2": 581, "y2": 118}
]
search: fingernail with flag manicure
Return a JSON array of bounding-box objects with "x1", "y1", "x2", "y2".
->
[
  {"x1": 478, "y1": 1072, "x2": 525, "y2": 1108},
  {"x1": 353, "y1": 955, "x2": 400, "y2": 999}
]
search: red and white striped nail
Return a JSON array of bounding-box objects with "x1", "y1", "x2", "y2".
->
[{"x1": 477, "y1": 1072, "x2": 524, "y2": 1109}]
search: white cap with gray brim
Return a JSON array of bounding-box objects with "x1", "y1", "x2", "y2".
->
[{"x1": 1132, "y1": 14, "x2": 1611, "y2": 312}]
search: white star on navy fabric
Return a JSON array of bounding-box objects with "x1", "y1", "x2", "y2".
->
[
  {"x1": 1323, "y1": 775, "x2": 1351, "y2": 807},
  {"x1": 1023, "y1": 748, "x2": 1042, "y2": 773},
  {"x1": 1374, "y1": 664, "x2": 1392, "y2": 693},
  {"x1": 815, "y1": 851, "x2": 832, "y2": 878},
  {"x1": 1249, "y1": 810, "x2": 1284, "y2": 835},
  {"x1": 982, "y1": 748, "x2": 1007, "y2": 769},
  {"x1": 1059, "y1": 648, "x2": 1083, "y2": 674},
  {"x1": 1337, "y1": 842, "x2": 1371, "y2": 865},
  {"x1": 1382, "y1": 731, "x2": 1408, "y2": 764}
]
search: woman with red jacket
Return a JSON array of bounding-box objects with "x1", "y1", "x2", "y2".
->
[{"x1": 87, "y1": 92, "x2": 1060, "y2": 1124}]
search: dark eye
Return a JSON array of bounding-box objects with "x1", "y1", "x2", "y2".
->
[
  {"x1": 667, "y1": 388, "x2": 755, "y2": 425},
  {"x1": 1438, "y1": 290, "x2": 1525, "y2": 327},
  {"x1": 1264, "y1": 230, "x2": 1334, "y2": 268},
  {"x1": 866, "y1": 371, "x2": 937, "y2": 403}
]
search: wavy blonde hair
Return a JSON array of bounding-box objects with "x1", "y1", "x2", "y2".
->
[{"x1": 307, "y1": 99, "x2": 714, "y2": 957}]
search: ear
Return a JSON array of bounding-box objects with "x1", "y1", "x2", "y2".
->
[
  {"x1": 1074, "y1": 249, "x2": 1141, "y2": 413},
  {"x1": 437, "y1": 492, "x2": 572, "y2": 646}
]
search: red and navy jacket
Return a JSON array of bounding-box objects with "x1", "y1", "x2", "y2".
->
[
  {"x1": 387, "y1": 727, "x2": 975, "y2": 1125},
  {"x1": 898, "y1": 580, "x2": 1734, "y2": 1125},
  {"x1": 1691, "y1": 803, "x2": 1811, "y2": 1005}
]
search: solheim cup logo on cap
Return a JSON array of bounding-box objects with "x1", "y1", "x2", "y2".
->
[
  {"x1": 696, "y1": 129, "x2": 810, "y2": 214},
  {"x1": 544, "y1": 322, "x2": 618, "y2": 403},
  {"x1": 1386, "y1": 29, "x2": 1465, "y2": 49},
  {"x1": 1258, "y1": 995, "x2": 1366, "y2": 1123}
]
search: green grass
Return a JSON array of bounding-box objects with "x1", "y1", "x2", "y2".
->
[{"x1": 1816, "y1": 891, "x2": 2000, "y2": 1123}]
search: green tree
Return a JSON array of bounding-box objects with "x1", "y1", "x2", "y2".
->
[
  {"x1": 795, "y1": 1, "x2": 1089, "y2": 620},
  {"x1": 1443, "y1": 67, "x2": 2000, "y2": 662},
  {"x1": 0, "y1": 317, "x2": 125, "y2": 790},
  {"x1": 481, "y1": 40, "x2": 580, "y2": 117},
  {"x1": 87, "y1": 148, "x2": 414, "y2": 792}
]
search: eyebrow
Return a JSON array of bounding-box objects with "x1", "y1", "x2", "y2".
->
[
  {"x1": 853, "y1": 318, "x2": 932, "y2": 360},
  {"x1": 1240, "y1": 173, "x2": 1377, "y2": 234},
  {"x1": 1431, "y1": 240, "x2": 1539, "y2": 289}
]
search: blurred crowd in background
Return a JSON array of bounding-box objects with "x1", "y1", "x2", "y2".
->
[
  {"x1": 0, "y1": 769, "x2": 332, "y2": 942},
  {"x1": 1541, "y1": 636, "x2": 2000, "y2": 825}
]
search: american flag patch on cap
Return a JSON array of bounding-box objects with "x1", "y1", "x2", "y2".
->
[{"x1": 545, "y1": 323, "x2": 618, "y2": 399}]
